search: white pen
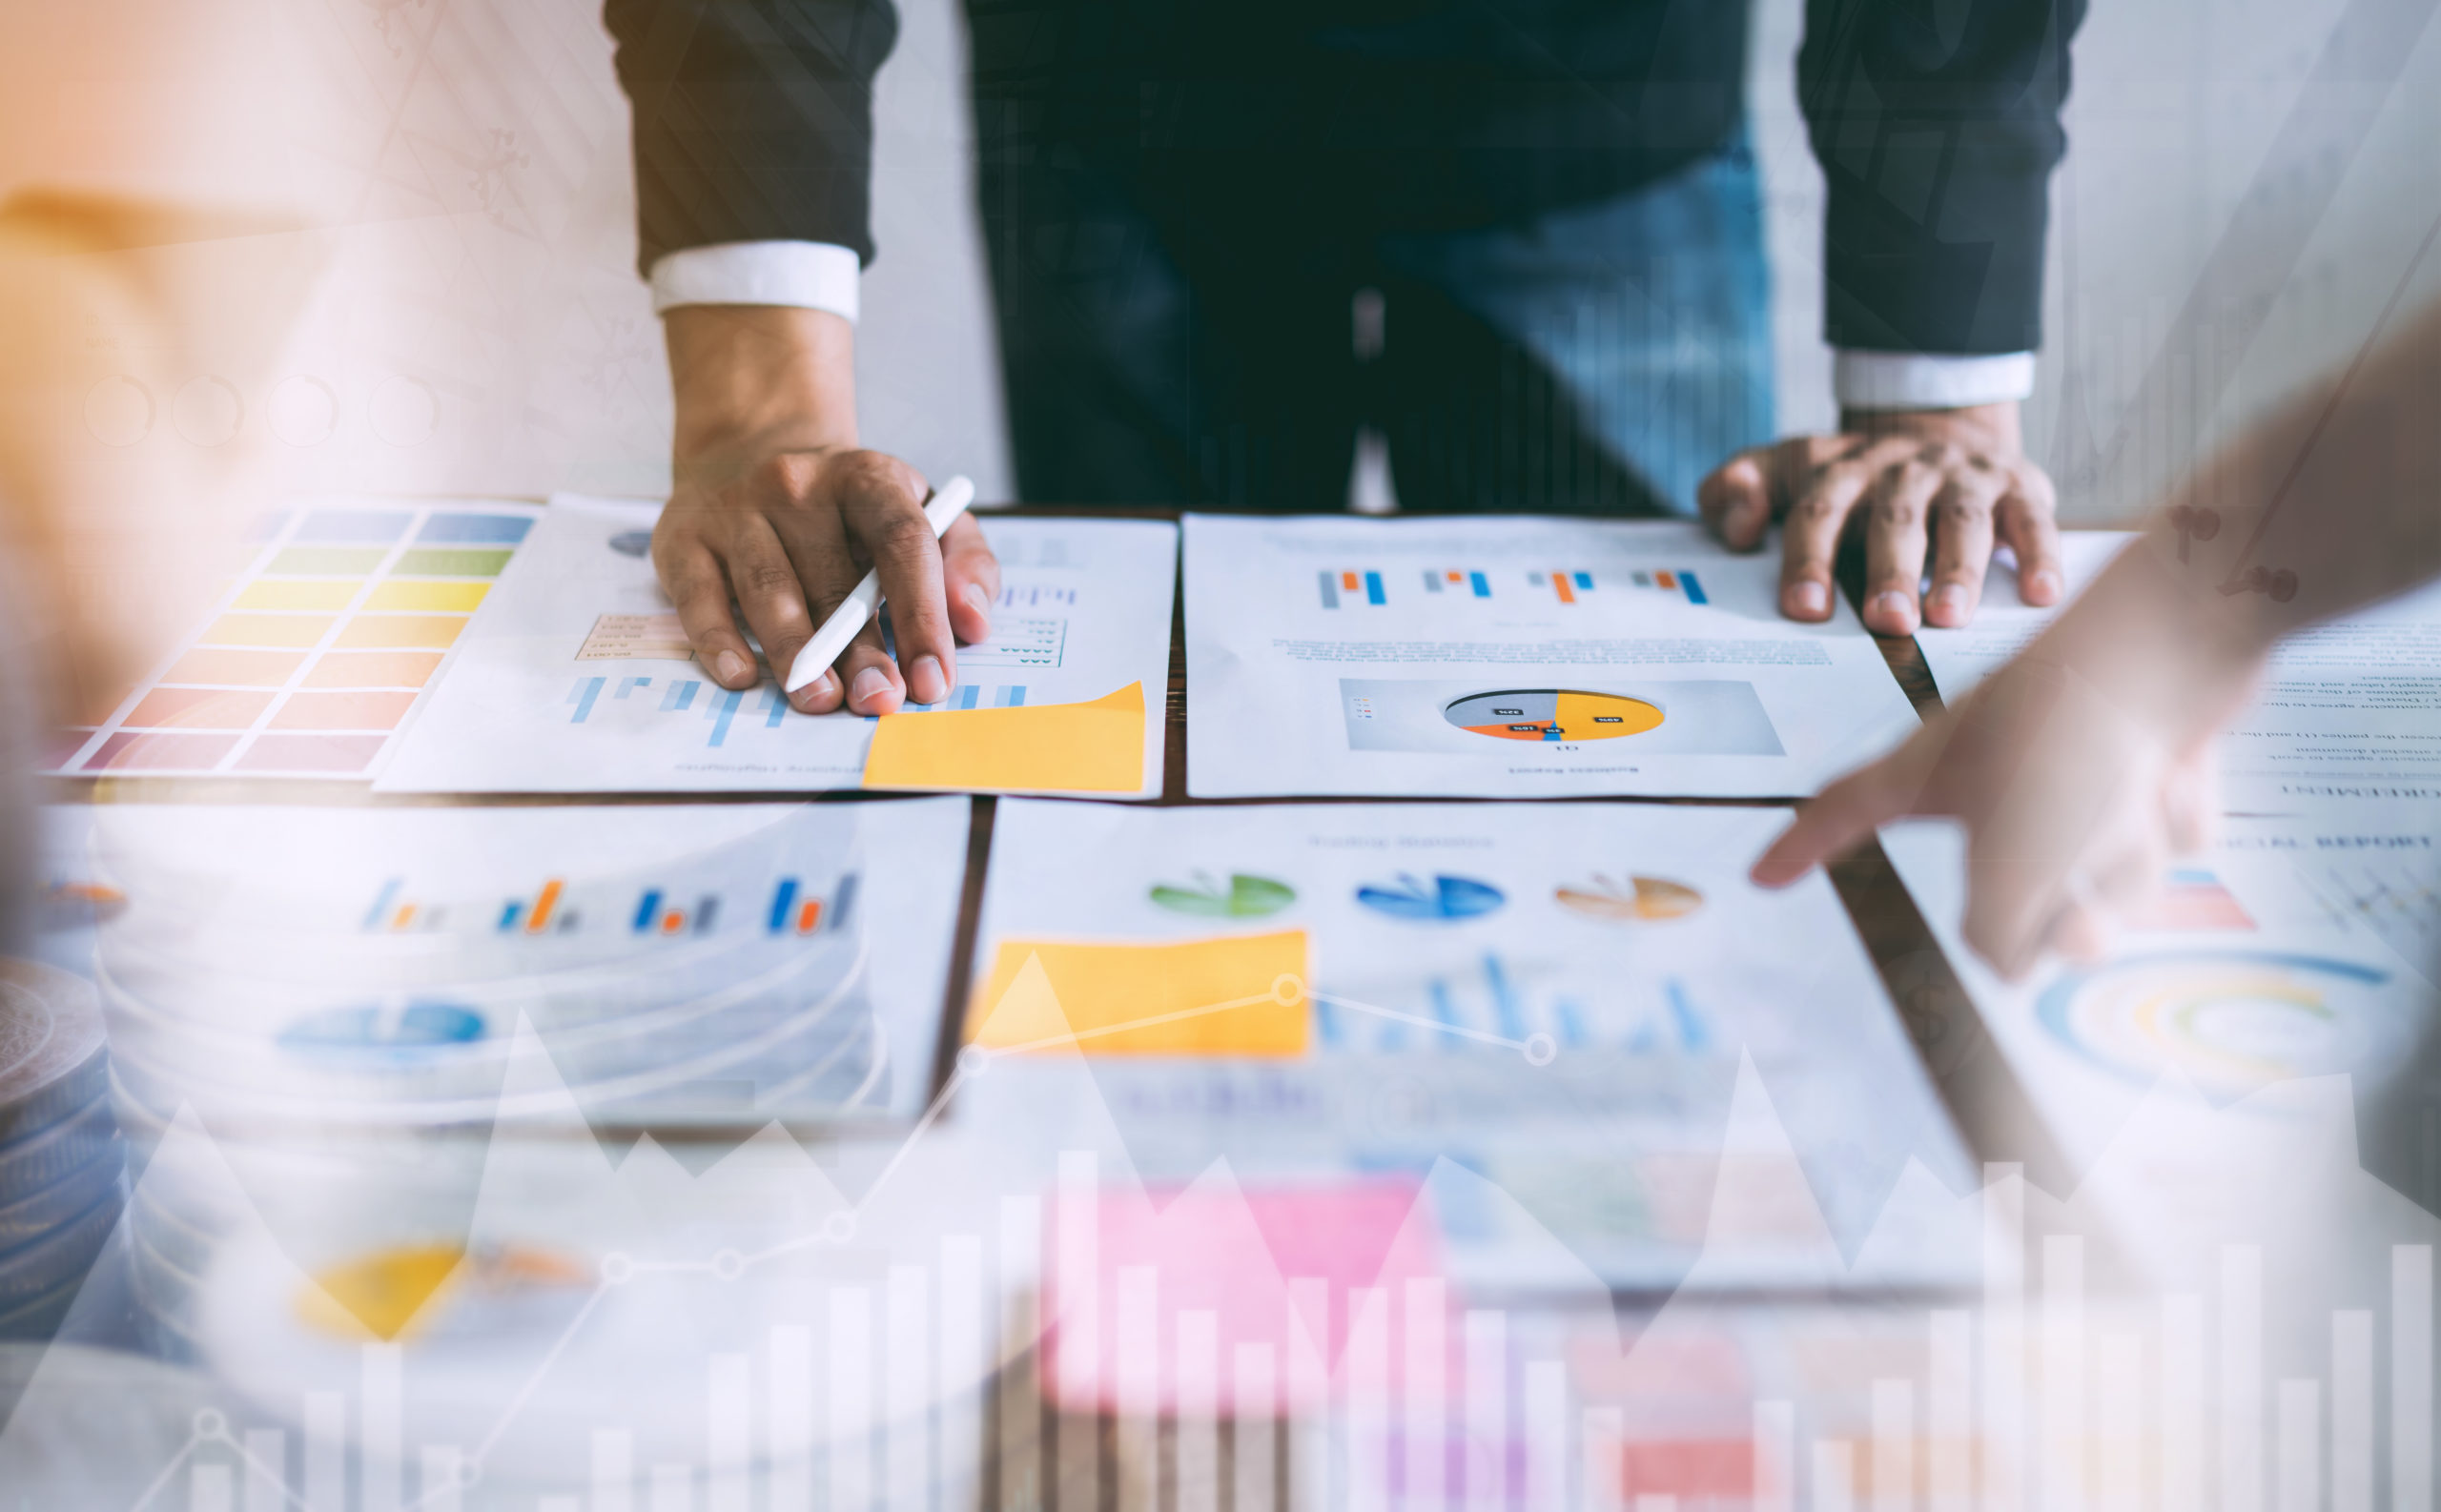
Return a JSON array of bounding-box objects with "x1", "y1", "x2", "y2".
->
[{"x1": 781, "y1": 475, "x2": 977, "y2": 696}]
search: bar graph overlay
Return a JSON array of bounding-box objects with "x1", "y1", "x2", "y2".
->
[{"x1": 82, "y1": 1135, "x2": 2441, "y2": 1512}]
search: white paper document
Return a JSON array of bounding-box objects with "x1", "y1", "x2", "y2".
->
[
  {"x1": 83, "y1": 797, "x2": 969, "y2": 1125},
  {"x1": 379, "y1": 497, "x2": 1176, "y2": 795},
  {"x1": 1181, "y1": 515, "x2": 1919, "y2": 798},
  {"x1": 1913, "y1": 531, "x2": 2135, "y2": 702},
  {"x1": 2221, "y1": 578, "x2": 2441, "y2": 811},
  {"x1": 1881, "y1": 819, "x2": 2440, "y2": 1271},
  {"x1": 1918, "y1": 535, "x2": 2441, "y2": 812},
  {"x1": 964, "y1": 800, "x2": 1976, "y2": 1292},
  {"x1": 2218, "y1": 802, "x2": 2441, "y2": 982}
]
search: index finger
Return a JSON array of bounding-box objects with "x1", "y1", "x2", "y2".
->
[
  {"x1": 941, "y1": 514, "x2": 1002, "y2": 645},
  {"x1": 1751, "y1": 754, "x2": 1918, "y2": 888},
  {"x1": 1997, "y1": 465, "x2": 2065, "y2": 606},
  {"x1": 839, "y1": 465, "x2": 958, "y2": 705}
]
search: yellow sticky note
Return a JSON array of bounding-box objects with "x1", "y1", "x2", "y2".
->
[
  {"x1": 234, "y1": 580, "x2": 362, "y2": 611},
  {"x1": 969, "y1": 930, "x2": 1310, "y2": 1056},
  {"x1": 863, "y1": 682, "x2": 1145, "y2": 793},
  {"x1": 364, "y1": 580, "x2": 490, "y2": 612}
]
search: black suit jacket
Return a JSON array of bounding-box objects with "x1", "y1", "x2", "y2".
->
[{"x1": 605, "y1": 0, "x2": 2083, "y2": 356}]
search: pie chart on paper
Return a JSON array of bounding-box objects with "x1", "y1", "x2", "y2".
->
[
  {"x1": 1444, "y1": 689, "x2": 1663, "y2": 743},
  {"x1": 1149, "y1": 873, "x2": 1297, "y2": 919},
  {"x1": 1355, "y1": 873, "x2": 1506, "y2": 922},
  {"x1": 1554, "y1": 874, "x2": 1704, "y2": 922}
]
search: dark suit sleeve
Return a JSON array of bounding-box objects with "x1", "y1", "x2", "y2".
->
[
  {"x1": 1799, "y1": 0, "x2": 2084, "y2": 356},
  {"x1": 605, "y1": 0, "x2": 899, "y2": 274}
]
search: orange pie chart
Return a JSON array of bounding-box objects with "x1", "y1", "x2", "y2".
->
[{"x1": 1444, "y1": 689, "x2": 1664, "y2": 743}]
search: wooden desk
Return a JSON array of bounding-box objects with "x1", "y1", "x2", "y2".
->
[{"x1": 47, "y1": 507, "x2": 2070, "y2": 1190}]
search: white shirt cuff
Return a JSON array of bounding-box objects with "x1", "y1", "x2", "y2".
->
[
  {"x1": 648, "y1": 240, "x2": 861, "y2": 323},
  {"x1": 1834, "y1": 349, "x2": 2035, "y2": 411}
]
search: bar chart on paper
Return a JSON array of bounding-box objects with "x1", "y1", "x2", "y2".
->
[
  {"x1": 378, "y1": 500, "x2": 1177, "y2": 794},
  {"x1": 1188, "y1": 514, "x2": 1920, "y2": 798},
  {"x1": 1317, "y1": 566, "x2": 1709, "y2": 609},
  {"x1": 559, "y1": 676, "x2": 1038, "y2": 751},
  {"x1": 50, "y1": 501, "x2": 539, "y2": 779},
  {"x1": 1312, "y1": 950, "x2": 1716, "y2": 1059},
  {"x1": 356, "y1": 863, "x2": 862, "y2": 944}
]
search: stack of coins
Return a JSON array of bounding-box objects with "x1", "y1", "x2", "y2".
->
[
  {"x1": 83, "y1": 805, "x2": 888, "y2": 1358},
  {"x1": 0, "y1": 958, "x2": 122, "y2": 1341}
]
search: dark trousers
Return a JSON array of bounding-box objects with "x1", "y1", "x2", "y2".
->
[{"x1": 975, "y1": 133, "x2": 1776, "y2": 515}]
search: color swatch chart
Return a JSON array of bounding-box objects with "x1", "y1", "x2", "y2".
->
[{"x1": 52, "y1": 501, "x2": 539, "y2": 779}]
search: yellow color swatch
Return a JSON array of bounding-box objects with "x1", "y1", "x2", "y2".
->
[
  {"x1": 335, "y1": 615, "x2": 468, "y2": 650},
  {"x1": 365, "y1": 580, "x2": 490, "y2": 612},
  {"x1": 863, "y1": 681, "x2": 1145, "y2": 793},
  {"x1": 234, "y1": 579, "x2": 362, "y2": 611},
  {"x1": 969, "y1": 930, "x2": 1309, "y2": 1056},
  {"x1": 201, "y1": 613, "x2": 335, "y2": 647}
]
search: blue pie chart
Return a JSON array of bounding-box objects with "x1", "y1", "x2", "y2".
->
[
  {"x1": 278, "y1": 1001, "x2": 488, "y2": 1059},
  {"x1": 1355, "y1": 873, "x2": 1506, "y2": 922}
]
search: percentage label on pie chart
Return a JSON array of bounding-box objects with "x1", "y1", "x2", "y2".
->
[{"x1": 1445, "y1": 689, "x2": 1663, "y2": 743}]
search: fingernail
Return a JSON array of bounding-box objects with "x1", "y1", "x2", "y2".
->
[
  {"x1": 2027, "y1": 569, "x2": 2063, "y2": 601},
  {"x1": 1930, "y1": 583, "x2": 1970, "y2": 623},
  {"x1": 790, "y1": 669, "x2": 838, "y2": 712},
  {"x1": 1873, "y1": 591, "x2": 1916, "y2": 626},
  {"x1": 850, "y1": 667, "x2": 892, "y2": 709},
  {"x1": 963, "y1": 582, "x2": 994, "y2": 616},
  {"x1": 715, "y1": 649, "x2": 751, "y2": 685},
  {"x1": 1788, "y1": 581, "x2": 1828, "y2": 617},
  {"x1": 910, "y1": 654, "x2": 947, "y2": 705}
]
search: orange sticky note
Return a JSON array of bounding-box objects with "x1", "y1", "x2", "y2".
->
[
  {"x1": 969, "y1": 930, "x2": 1309, "y2": 1055},
  {"x1": 862, "y1": 681, "x2": 1145, "y2": 794}
]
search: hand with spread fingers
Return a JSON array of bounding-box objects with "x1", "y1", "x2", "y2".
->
[
  {"x1": 651, "y1": 305, "x2": 1001, "y2": 717},
  {"x1": 1699, "y1": 402, "x2": 2062, "y2": 635},
  {"x1": 1748, "y1": 603, "x2": 2240, "y2": 978},
  {"x1": 1747, "y1": 298, "x2": 2441, "y2": 974}
]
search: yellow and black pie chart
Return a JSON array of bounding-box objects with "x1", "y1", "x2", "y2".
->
[{"x1": 1444, "y1": 689, "x2": 1664, "y2": 743}]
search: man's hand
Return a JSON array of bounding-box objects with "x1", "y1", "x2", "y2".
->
[
  {"x1": 1749, "y1": 542, "x2": 2268, "y2": 976},
  {"x1": 654, "y1": 305, "x2": 999, "y2": 716},
  {"x1": 1699, "y1": 402, "x2": 2063, "y2": 635},
  {"x1": 1752, "y1": 654, "x2": 2218, "y2": 976}
]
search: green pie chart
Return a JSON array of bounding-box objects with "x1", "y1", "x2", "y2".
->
[{"x1": 1149, "y1": 872, "x2": 1297, "y2": 919}]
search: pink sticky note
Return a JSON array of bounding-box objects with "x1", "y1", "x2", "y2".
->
[{"x1": 1039, "y1": 1175, "x2": 1449, "y2": 1417}]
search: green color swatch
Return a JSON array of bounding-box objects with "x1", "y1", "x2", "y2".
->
[{"x1": 393, "y1": 548, "x2": 513, "y2": 578}]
